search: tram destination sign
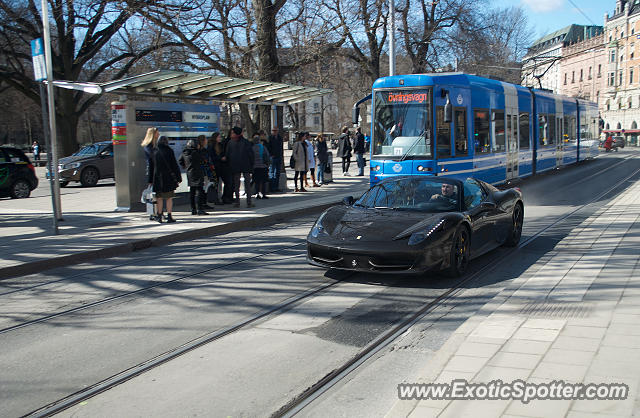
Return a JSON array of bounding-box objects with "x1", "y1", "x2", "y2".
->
[{"x1": 383, "y1": 90, "x2": 429, "y2": 105}]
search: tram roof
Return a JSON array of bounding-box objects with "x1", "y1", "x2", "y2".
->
[
  {"x1": 372, "y1": 72, "x2": 531, "y2": 94},
  {"x1": 92, "y1": 70, "x2": 332, "y2": 105}
]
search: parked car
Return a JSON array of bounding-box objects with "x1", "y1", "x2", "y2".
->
[
  {"x1": 0, "y1": 146, "x2": 39, "y2": 198},
  {"x1": 48, "y1": 141, "x2": 114, "y2": 187}
]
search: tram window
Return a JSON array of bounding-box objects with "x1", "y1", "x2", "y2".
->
[
  {"x1": 539, "y1": 114, "x2": 548, "y2": 146},
  {"x1": 548, "y1": 114, "x2": 556, "y2": 146},
  {"x1": 436, "y1": 106, "x2": 452, "y2": 158},
  {"x1": 454, "y1": 108, "x2": 468, "y2": 157},
  {"x1": 473, "y1": 110, "x2": 490, "y2": 154},
  {"x1": 492, "y1": 110, "x2": 505, "y2": 152},
  {"x1": 519, "y1": 113, "x2": 530, "y2": 149},
  {"x1": 563, "y1": 117, "x2": 571, "y2": 143},
  {"x1": 570, "y1": 116, "x2": 577, "y2": 141}
]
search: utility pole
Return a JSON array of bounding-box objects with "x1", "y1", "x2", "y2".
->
[
  {"x1": 40, "y1": 0, "x2": 62, "y2": 224},
  {"x1": 389, "y1": 0, "x2": 396, "y2": 76}
]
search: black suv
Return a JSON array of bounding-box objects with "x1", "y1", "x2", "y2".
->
[{"x1": 0, "y1": 146, "x2": 39, "y2": 198}]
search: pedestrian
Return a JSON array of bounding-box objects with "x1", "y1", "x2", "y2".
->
[
  {"x1": 292, "y1": 131, "x2": 308, "y2": 192},
  {"x1": 268, "y1": 126, "x2": 284, "y2": 192},
  {"x1": 354, "y1": 126, "x2": 366, "y2": 176},
  {"x1": 225, "y1": 126, "x2": 255, "y2": 208},
  {"x1": 209, "y1": 132, "x2": 230, "y2": 204},
  {"x1": 316, "y1": 134, "x2": 328, "y2": 185},
  {"x1": 141, "y1": 127, "x2": 160, "y2": 221},
  {"x1": 306, "y1": 132, "x2": 320, "y2": 187},
  {"x1": 198, "y1": 135, "x2": 216, "y2": 210},
  {"x1": 32, "y1": 140, "x2": 40, "y2": 163},
  {"x1": 152, "y1": 135, "x2": 181, "y2": 223},
  {"x1": 337, "y1": 126, "x2": 352, "y2": 176},
  {"x1": 252, "y1": 133, "x2": 270, "y2": 199},
  {"x1": 179, "y1": 137, "x2": 208, "y2": 216}
]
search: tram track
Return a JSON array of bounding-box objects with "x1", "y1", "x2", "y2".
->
[
  {"x1": 273, "y1": 164, "x2": 640, "y2": 417},
  {"x1": 14, "y1": 155, "x2": 640, "y2": 417}
]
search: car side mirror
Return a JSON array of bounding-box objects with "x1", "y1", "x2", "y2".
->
[{"x1": 343, "y1": 196, "x2": 354, "y2": 206}]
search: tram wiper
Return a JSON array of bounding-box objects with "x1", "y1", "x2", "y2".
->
[{"x1": 398, "y1": 131, "x2": 427, "y2": 163}]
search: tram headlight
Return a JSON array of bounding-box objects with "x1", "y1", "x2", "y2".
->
[{"x1": 371, "y1": 165, "x2": 381, "y2": 172}]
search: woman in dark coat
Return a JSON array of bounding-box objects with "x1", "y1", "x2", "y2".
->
[
  {"x1": 179, "y1": 138, "x2": 207, "y2": 215},
  {"x1": 208, "y1": 132, "x2": 226, "y2": 204},
  {"x1": 316, "y1": 134, "x2": 328, "y2": 185},
  {"x1": 152, "y1": 136, "x2": 181, "y2": 223}
]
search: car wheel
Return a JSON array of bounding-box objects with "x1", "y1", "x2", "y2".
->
[
  {"x1": 59, "y1": 180, "x2": 69, "y2": 187},
  {"x1": 80, "y1": 167, "x2": 99, "y2": 187},
  {"x1": 444, "y1": 226, "x2": 470, "y2": 277},
  {"x1": 503, "y1": 203, "x2": 523, "y2": 247},
  {"x1": 10, "y1": 179, "x2": 31, "y2": 199}
]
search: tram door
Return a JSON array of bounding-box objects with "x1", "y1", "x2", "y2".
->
[
  {"x1": 505, "y1": 88, "x2": 519, "y2": 180},
  {"x1": 556, "y1": 115, "x2": 564, "y2": 167}
]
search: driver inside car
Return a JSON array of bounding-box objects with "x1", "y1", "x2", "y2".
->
[{"x1": 430, "y1": 183, "x2": 457, "y2": 205}]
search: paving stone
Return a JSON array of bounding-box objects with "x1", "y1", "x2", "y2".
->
[
  {"x1": 501, "y1": 339, "x2": 552, "y2": 355},
  {"x1": 512, "y1": 327, "x2": 560, "y2": 342},
  {"x1": 611, "y1": 313, "x2": 640, "y2": 325},
  {"x1": 407, "y1": 404, "x2": 443, "y2": 418},
  {"x1": 470, "y1": 324, "x2": 520, "y2": 340},
  {"x1": 443, "y1": 355, "x2": 488, "y2": 374},
  {"x1": 561, "y1": 325, "x2": 607, "y2": 339},
  {"x1": 439, "y1": 399, "x2": 509, "y2": 418},
  {"x1": 587, "y1": 360, "x2": 640, "y2": 380},
  {"x1": 520, "y1": 318, "x2": 566, "y2": 330},
  {"x1": 434, "y1": 370, "x2": 475, "y2": 384},
  {"x1": 455, "y1": 342, "x2": 502, "y2": 358},
  {"x1": 505, "y1": 398, "x2": 572, "y2": 418},
  {"x1": 595, "y1": 346, "x2": 640, "y2": 362},
  {"x1": 543, "y1": 348, "x2": 594, "y2": 366},
  {"x1": 488, "y1": 352, "x2": 541, "y2": 370},
  {"x1": 473, "y1": 366, "x2": 531, "y2": 384},
  {"x1": 601, "y1": 333, "x2": 640, "y2": 349},
  {"x1": 531, "y1": 362, "x2": 588, "y2": 381},
  {"x1": 551, "y1": 336, "x2": 601, "y2": 352}
]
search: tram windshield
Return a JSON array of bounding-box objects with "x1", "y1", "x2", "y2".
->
[{"x1": 372, "y1": 89, "x2": 432, "y2": 160}]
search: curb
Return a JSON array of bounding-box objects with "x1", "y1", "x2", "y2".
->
[{"x1": 0, "y1": 200, "x2": 338, "y2": 281}]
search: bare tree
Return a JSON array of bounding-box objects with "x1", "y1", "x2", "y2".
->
[{"x1": 0, "y1": 0, "x2": 182, "y2": 155}]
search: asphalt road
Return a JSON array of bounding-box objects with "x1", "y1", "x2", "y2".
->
[{"x1": 0, "y1": 149, "x2": 638, "y2": 417}]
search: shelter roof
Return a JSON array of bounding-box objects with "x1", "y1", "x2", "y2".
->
[{"x1": 97, "y1": 70, "x2": 332, "y2": 105}]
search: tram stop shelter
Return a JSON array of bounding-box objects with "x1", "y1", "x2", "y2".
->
[{"x1": 60, "y1": 70, "x2": 333, "y2": 211}]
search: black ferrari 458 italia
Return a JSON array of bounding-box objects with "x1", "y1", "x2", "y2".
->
[{"x1": 307, "y1": 176, "x2": 523, "y2": 277}]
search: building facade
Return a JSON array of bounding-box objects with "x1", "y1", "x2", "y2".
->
[
  {"x1": 601, "y1": 0, "x2": 640, "y2": 145},
  {"x1": 558, "y1": 34, "x2": 607, "y2": 106}
]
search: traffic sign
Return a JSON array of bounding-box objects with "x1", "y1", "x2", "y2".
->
[{"x1": 31, "y1": 38, "x2": 46, "y2": 82}]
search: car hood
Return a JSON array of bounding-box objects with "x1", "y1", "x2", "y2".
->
[
  {"x1": 319, "y1": 206, "x2": 446, "y2": 242},
  {"x1": 58, "y1": 155, "x2": 95, "y2": 165}
]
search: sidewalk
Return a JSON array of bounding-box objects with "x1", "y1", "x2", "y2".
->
[
  {"x1": 0, "y1": 170, "x2": 369, "y2": 280},
  {"x1": 387, "y1": 178, "x2": 640, "y2": 417}
]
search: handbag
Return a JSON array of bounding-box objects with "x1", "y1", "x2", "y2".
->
[
  {"x1": 140, "y1": 185, "x2": 154, "y2": 204},
  {"x1": 289, "y1": 153, "x2": 295, "y2": 169},
  {"x1": 206, "y1": 183, "x2": 218, "y2": 203}
]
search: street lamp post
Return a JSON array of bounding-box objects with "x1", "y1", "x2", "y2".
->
[{"x1": 389, "y1": 0, "x2": 396, "y2": 76}]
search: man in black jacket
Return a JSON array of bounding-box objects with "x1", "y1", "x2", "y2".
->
[
  {"x1": 267, "y1": 126, "x2": 284, "y2": 192},
  {"x1": 337, "y1": 127, "x2": 352, "y2": 176},
  {"x1": 225, "y1": 126, "x2": 255, "y2": 207},
  {"x1": 354, "y1": 126, "x2": 366, "y2": 176}
]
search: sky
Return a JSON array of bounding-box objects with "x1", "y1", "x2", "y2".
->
[{"x1": 493, "y1": 0, "x2": 613, "y2": 41}]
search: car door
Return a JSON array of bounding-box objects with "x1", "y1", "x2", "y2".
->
[
  {"x1": 463, "y1": 179, "x2": 494, "y2": 256},
  {"x1": 0, "y1": 148, "x2": 12, "y2": 195}
]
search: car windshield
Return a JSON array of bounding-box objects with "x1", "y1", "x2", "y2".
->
[
  {"x1": 73, "y1": 144, "x2": 102, "y2": 156},
  {"x1": 354, "y1": 177, "x2": 459, "y2": 212},
  {"x1": 372, "y1": 89, "x2": 432, "y2": 160}
]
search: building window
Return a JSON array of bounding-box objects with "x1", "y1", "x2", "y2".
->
[
  {"x1": 580, "y1": 69, "x2": 583, "y2": 81},
  {"x1": 610, "y1": 50, "x2": 615, "y2": 63},
  {"x1": 629, "y1": 98, "x2": 633, "y2": 109},
  {"x1": 598, "y1": 64, "x2": 602, "y2": 77},
  {"x1": 564, "y1": 73, "x2": 567, "y2": 85},
  {"x1": 572, "y1": 71, "x2": 575, "y2": 83},
  {"x1": 314, "y1": 116, "x2": 320, "y2": 125},
  {"x1": 622, "y1": 31, "x2": 624, "y2": 38},
  {"x1": 620, "y1": 71, "x2": 624, "y2": 86},
  {"x1": 313, "y1": 103, "x2": 319, "y2": 112},
  {"x1": 588, "y1": 67, "x2": 592, "y2": 80},
  {"x1": 609, "y1": 72, "x2": 615, "y2": 86},
  {"x1": 631, "y1": 68, "x2": 634, "y2": 84}
]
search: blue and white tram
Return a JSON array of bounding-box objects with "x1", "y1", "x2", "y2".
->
[{"x1": 356, "y1": 73, "x2": 600, "y2": 186}]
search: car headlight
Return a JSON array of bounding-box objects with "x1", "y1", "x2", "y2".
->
[
  {"x1": 310, "y1": 213, "x2": 327, "y2": 238},
  {"x1": 408, "y1": 219, "x2": 446, "y2": 246},
  {"x1": 62, "y1": 162, "x2": 81, "y2": 170}
]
